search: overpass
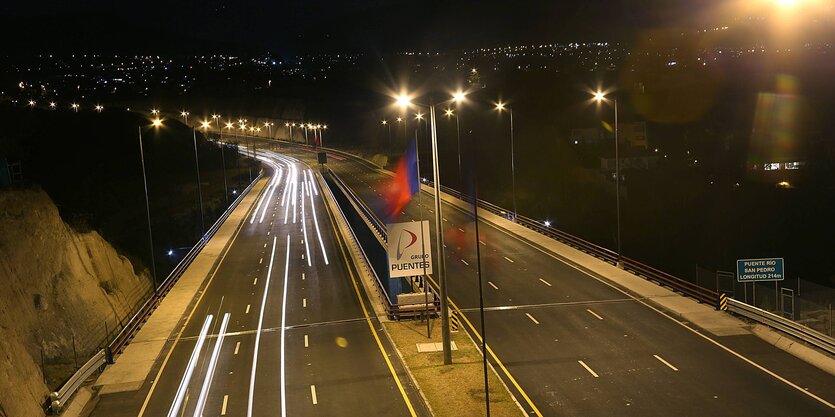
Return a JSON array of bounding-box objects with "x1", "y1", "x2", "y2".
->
[{"x1": 63, "y1": 134, "x2": 834, "y2": 417}]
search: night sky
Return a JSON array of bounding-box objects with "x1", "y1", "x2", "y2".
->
[{"x1": 1, "y1": 0, "x2": 724, "y2": 54}]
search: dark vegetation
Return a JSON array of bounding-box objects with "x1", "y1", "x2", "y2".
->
[{"x1": 0, "y1": 105, "x2": 259, "y2": 282}]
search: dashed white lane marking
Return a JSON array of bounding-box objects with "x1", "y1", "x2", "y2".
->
[
  {"x1": 234, "y1": 342, "x2": 241, "y2": 355},
  {"x1": 578, "y1": 360, "x2": 599, "y2": 378},
  {"x1": 245, "y1": 304, "x2": 251, "y2": 314},
  {"x1": 525, "y1": 313, "x2": 540, "y2": 325},
  {"x1": 253, "y1": 278, "x2": 258, "y2": 285},
  {"x1": 303, "y1": 298, "x2": 307, "y2": 308},
  {"x1": 259, "y1": 258, "x2": 263, "y2": 264},
  {"x1": 267, "y1": 231, "x2": 270, "y2": 236},
  {"x1": 504, "y1": 256, "x2": 514, "y2": 263},
  {"x1": 479, "y1": 240, "x2": 486, "y2": 246},
  {"x1": 302, "y1": 273, "x2": 305, "y2": 281},
  {"x1": 461, "y1": 259, "x2": 469, "y2": 266},
  {"x1": 221, "y1": 395, "x2": 229, "y2": 415},
  {"x1": 458, "y1": 227, "x2": 465, "y2": 233},
  {"x1": 539, "y1": 278, "x2": 552, "y2": 287},
  {"x1": 586, "y1": 309, "x2": 604, "y2": 320},
  {"x1": 654, "y1": 355, "x2": 679, "y2": 371},
  {"x1": 310, "y1": 385, "x2": 318, "y2": 405},
  {"x1": 304, "y1": 335, "x2": 309, "y2": 348},
  {"x1": 488, "y1": 281, "x2": 499, "y2": 290},
  {"x1": 443, "y1": 217, "x2": 448, "y2": 222},
  {"x1": 264, "y1": 243, "x2": 267, "y2": 248},
  {"x1": 302, "y1": 254, "x2": 305, "y2": 260}
]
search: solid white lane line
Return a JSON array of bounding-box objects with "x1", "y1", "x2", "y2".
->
[
  {"x1": 306, "y1": 173, "x2": 330, "y2": 265},
  {"x1": 221, "y1": 395, "x2": 229, "y2": 415},
  {"x1": 248, "y1": 236, "x2": 277, "y2": 417},
  {"x1": 192, "y1": 313, "x2": 231, "y2": 417},
  {"x1": 488, "y1": 281, "x2": 499, "y2": 290},
  {"x1": 525, "y1": 313, "x2": 540, "y2": 325},
  {"x1": 234, "y1": 342, "x2": 240, "y2": 355},
  {"x1": 304, "y1": 334, "x2": 309, "y2": 348},
  {"x1": 586, "y1": 309, "x2": 604, "y2": 320},
  {"x1": 654, "y1": 355, "x2": 679, "y2": 371},
  {"x1": 539, "y1": 278, "x2": 552, "y2": 287},
  {"x1": 310, "y1": 385, "x2": 318, "y2": 405},
  {"x1": 245, "y1": 304, "x2": 251, "y2": 314},
  {"x1": 504, "y1": 256, "x2": 515, "y2": 263},
  {"x1": 280, "y1": 234, "x2": 290, "y2": 417},
  {"x1": 167, "y1": 315, "x2": 213, "y2": 417},
  {"x1": 461, "y1": 259, "x2": 469, "y2": 266},
  {"x1": 578, "y1": 360, "x2": 599, "y2": 378}
]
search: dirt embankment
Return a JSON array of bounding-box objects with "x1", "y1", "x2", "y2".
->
[{"x1": 0, "y1": 188, "x2": 151, "y2": 417}]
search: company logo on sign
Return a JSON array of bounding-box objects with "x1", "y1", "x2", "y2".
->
[
  {"x1": 387, "y1": 221, "x2": 432, "y2": 278},
  {"x1": 396, "y1": 229, "x2": 418, "y2": 261}
]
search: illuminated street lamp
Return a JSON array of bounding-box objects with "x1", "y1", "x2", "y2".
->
[
  {"x1": 151, "y1": 108, "x2": 160, "y2": 116},
  {"x1": 180, "y1": 110, "x2": 190, "y2": 125},
  {"x1": 192, "y1": 122, "x2": 209, "y2": 234},
  {"x1": 95, "y1": 104, "x2": 103, "y2": 112},
  {"x1": 393, "y1": 92, "x2": 454, "y2": 365},
  {"x1": 71, "y1": 103, "x2": 80, "y2": 112},
  {"x1": 264, "y1": 121, "x2": 273, "y2": 138},
  {"x1": 494, "y1": 100, "x2": 518, "y2": 222},
  {"x1": 382, "y1": 119, "x2": 392, "y2": 147},
  {"x1": 28, "y1": 100, "x2": 36, "y2": 107},
  {"x1": 49, "y1": 101, "x2": 57, "y2": 109},
  {"x1": 449, "y1": 89, "x2": 467, "y2": 188},
  {"x1": 138, "y1": 118, "x2": 164, "y2": 292},
  {"x1": 592, "y1": 89, "x2": 622, "y2": 265},
  {"x1": 286, "y1": 122, "x2": 294, "y2": 143}
]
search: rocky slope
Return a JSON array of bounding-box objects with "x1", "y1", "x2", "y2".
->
[{"x1": 0, "y1": 188, "x2": 151, "y2": 417}]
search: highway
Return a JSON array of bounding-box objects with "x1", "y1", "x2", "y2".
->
[
  {"x1": 92, "y1": 148, "x2": 427, "y2": 417},
  {"x1": 277, "y1": 145, "x2": 835, "y2": 417}
]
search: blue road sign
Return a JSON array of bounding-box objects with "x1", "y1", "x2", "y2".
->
[{"x1": 736, "y1": 258, "x2": 785, "y2": 282}]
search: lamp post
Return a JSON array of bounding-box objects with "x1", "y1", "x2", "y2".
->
[
  {"x1": 95, "y1": 104, "x2": 103, "y2": 113},
  {"x1": 593, "y1": 90, "x2": 622, "y2": 265},
  {"x1": 71, "y1": 103, "x2": 80, "y2": 112},
  {"x1": 139, "y1": 118, "x2": 164, "y2": 293},
  {"x1": 194, "y1": 122, "x2": 209, "y2": 235},
  {"x1": 321, "y1": 125, "x2": 328, "y2": 148},
  {"x1": 395, "y1": 93, "x2": 455, "y2": 365},
  {"x1": 382, "y1": 119, "x2": 392, "y2": 148},
  {"x1": 180, "y1": 110, "x2": 190, "y2": 125},
  {"x1": 495, "y1": 101, "x2": 518, "y2": 222},
  {"x1": 264, "y1": 122, "x2": 273, "y2": 139},
  {"x1": 49, "y1": 101, "x2": 57, "y2": 110}
]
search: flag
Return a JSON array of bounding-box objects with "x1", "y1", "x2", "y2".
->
[{"x1": 383, "y1": 138, "x2": 419, "y2": 221}]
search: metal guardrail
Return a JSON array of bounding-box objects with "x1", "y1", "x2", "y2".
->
[
  {"x1": 426, "y1": 180, "x2": 719, "y2": 306},
  {"x1": 48, "y1": 170, "x2": 263, "y2": 414},
  {"x1": 47, "y1": 350, "x2": 105, "y2": 412},
  {"x1": 728, "y1": 298, "x2": 835, "y2": 355},
  {"x1": 323, "y1": 167, "x2": 440, "y2": 319}
]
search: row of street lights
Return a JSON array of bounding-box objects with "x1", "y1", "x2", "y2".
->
[
  {"x1": 391, "y1": 86, "x2": 623, "y2": 365},
  {"x1": 26, "y1": 99, "x2": 104, "y2": 113}
]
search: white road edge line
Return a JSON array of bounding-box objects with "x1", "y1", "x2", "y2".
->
[
  {"x1": 578, "y1": 360, "x2": 599, "y2": 378},
  {"x1": 654, "y1": 354, "x2": 679, "y2": 371}
]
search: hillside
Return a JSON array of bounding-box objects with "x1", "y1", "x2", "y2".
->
[{"x1": 0, "y1": 188, "x2": 151, "y2": 417}]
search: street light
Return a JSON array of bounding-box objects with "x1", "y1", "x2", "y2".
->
[
  {"x1": 382, "y1": 119, "x2": 392, "y2": 147},
  {"x1": 138, "y1": 119, "x2": 163, "y2": 292},
  {"x1": 71, "y1": 103, "x2": 80, "y2": 112},
  {"x1": 393, "y1": 92, "x2": 453, "y2": 365},
  {"x1": 95, "y1": 104, "x2": 103, "y2": 112},
  {"x1": 193, "y1": 122, "x2": 209, "y2": 234},
  {"x1": 592, "y1": 89, "x2": 622, "y2": 265},
  {"x1": 180, "y1": 110, "x2": 190, "y2": 125},
  {"x1": 151, "y1": 109, "x2": 160, "y2": 116},
  {"x1": 494, "y1": 100, "x2": 518, "y2": 222},
  {"x1": 49, "y1": 101, "x2": 56, "y2": 109},
  {"x1": 28, "y1": 100, "x2": 36, "y2": 107},
  {"x1": 264, "y1": 121, "x2": 273, "y2": 138}
]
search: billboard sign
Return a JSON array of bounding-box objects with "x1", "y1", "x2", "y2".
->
[{"x1": 387, "y1": 221, "x2": 432, "y2": 278}]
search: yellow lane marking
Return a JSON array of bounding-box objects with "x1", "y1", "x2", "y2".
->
[
  {"x1": 323, "y1": 180, "x2": 418, "y2": 417},
  {"x1": 137, "y1": 178, "x2": 268, "y2": 417},
  {"x1": 425, "y1": 274, "x2": 544, "y2": 417}
]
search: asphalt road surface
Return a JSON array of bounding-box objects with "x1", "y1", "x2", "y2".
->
[
  {"x1": 276, "y1": 144, "x2": 835, "y2": 417},
  {"x1": 91, "y1": 149, "x2": 428, "y2": 417}
]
